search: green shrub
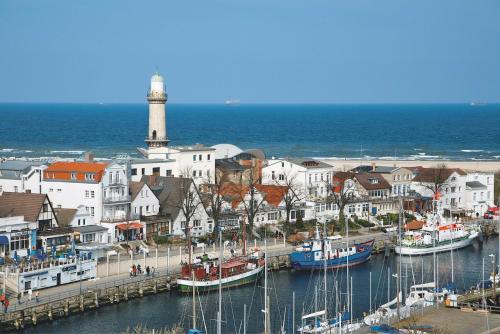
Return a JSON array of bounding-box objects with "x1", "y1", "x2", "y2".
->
[{"x1": 152, "y1": 235, "x2": 170, "y2": 245}]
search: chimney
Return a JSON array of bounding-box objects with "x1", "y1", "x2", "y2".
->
[
  {"x1": 371, "y1": 162, "x2": 376, "y2": 172},
  {"x1": 84, "y1": 151, "x2": 94, "y2": 162}
]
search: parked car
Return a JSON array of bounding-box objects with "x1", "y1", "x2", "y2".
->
[{"x1": 483, "y1": 207, "x2": 499, "y2": 219}]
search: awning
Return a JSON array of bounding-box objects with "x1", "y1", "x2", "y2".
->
[
  {"x1": 116, "y1": 222, "x2": 143, "y2": 231},
  {"x1": 0, "y1": 236, "x2": 8, "y2": 245}
]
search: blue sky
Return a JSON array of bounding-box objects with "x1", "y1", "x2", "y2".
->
[{"x1": 1, "y1": 0, "x2": 499, "y2": 104}]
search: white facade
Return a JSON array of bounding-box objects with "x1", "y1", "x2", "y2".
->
[
  {"x1": 262, "y1": 158, "x2": 334, "y2": 200},
  {"x1": 101, "y1": 163, "x2": 130, "y2": 222},
  {"x1": 131, "y1": 183, "x2": 160, "y2": 217},
  {"x1": 0, "y1": 161, "x2": 46, "y2": 194},
  {"x1": 465, "y1": 172, "x2": 495, "y2": 217},
  {"x1": 0, "y1": 216, "x2": 38, "y2": 258},
  {"x1": 130, "y1": 159, "x2": 177, "y2": 182}
]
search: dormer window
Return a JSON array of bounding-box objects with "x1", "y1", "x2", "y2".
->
[
  {"x1": 71, "y1": 172, "x2": 77, "y2": 180},
  {"x1": 85, "y1": 173, "x2": 95, "y2": 181},
  {"x1": 368, "y1": 178, "x2": 379, "y2": 184},
  {"x1": 451, "y1": 176, "x2": 456, "y2": 182}
]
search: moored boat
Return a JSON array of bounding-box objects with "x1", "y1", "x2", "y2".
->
[
  {"x1": 290, "y1": 227, "x2": 374, "y2": 270},
  {"x1": 395, "y1": 214, "x2": 480, "y2": 256},
  {"x1": 177, "y1": 253, "x2": 264, "y2": 293}
]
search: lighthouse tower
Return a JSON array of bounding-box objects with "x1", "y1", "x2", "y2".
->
[{"x1": 145, "y1": 73, "x2": 169, "y2": 148}]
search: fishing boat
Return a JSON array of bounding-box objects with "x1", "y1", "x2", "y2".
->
[
  {"x1": 395, "y1": 214, "x2": 480, "y2": 256},
  {"x1": 290, "y1": 226, "x2": 374, "y2": 270},
  {"x1": 177, "y1": 253, "x2": 264, "y2": 293}
]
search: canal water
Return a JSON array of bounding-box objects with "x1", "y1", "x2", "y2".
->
[{"x1": 26, "y1": 236, "x2": 499, "y2": 334}]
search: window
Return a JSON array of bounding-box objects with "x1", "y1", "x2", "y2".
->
[
  {"x1": 192, "y1": 170, "x2": 197, "y2": 177},
  {"x1": 57, "y1": 188, "x2": 62, "y2": 192},
  {"x1": 291, "y1": 211, "x2": 296, "y2": 220},
  {"x1": 85, "y1": 190, "x2": 89, "y2": 198},
  {"x1": 279, "y1": 174, "x2": 284, "y2": 181},
  {"x1": 473, "y1": 192, "x2": 477, "y2": 201},
  {"x1": 57, "y1": 204, "x2": 61, "y2": 208},
  {"x1": 14, "y1": 186, "x2": 18, "y2": 192},
  {"x1": 451, "y1": 187, "x2": 456, "y2": 193},
  {"x1": 207, "y1": 154, "x2": 211, "y2": 161},
  {"x1": 166, "y1": 169, "x2": 172, "y2": 176},
  {"x1": 152, "y1": 167, "x2": 160, "y2": 176},
  {"x1": 206, "y1": 170, "x2": 210, "y2": 177},
  {"x1": 193, "y1": 220, "x2": 201, "y2": 227},
  {"x1": 90, "y1": 207, "x2": 95, "y2": 216},
  {"x1": 362, "y1": 203, "x2": 369, "y2": 212},
  {"x1": 193, "y1": 155, "x2": 197, "y2": 162},
  {"x1": 0, "y1": 185, "x2": 2, "y2": 192},
  {"x1": 71, "y1": 172, "x2": 77, "y2": 180},
  {"x1": 131, "y1": 168, "x2": 137, "y2": 176},
  {"x1": 10, "y1": 234, "x2": 29, "y2": 250},
  {"x1": 281, "y1": 162, "x2": 285, "y2": 168},
  {"x1": 78, "y1": 219, "x2": 81, "y2": 226},
  {"x1": 141, "y1": 168, "x2": 145, "y2": 175},
  {"x1": 197, "y1": 170, "x2": 201, "y2": 177},
  {"x1": 309, "y1": 175, "x2": 312, "y2": 184},
  {"x1": 348, "y1": 205, "x2": 355, "y2": 214},
  {"x1": 146, "y1": 205, "x2": 150, "y2": 212},
  {"x1": 199, "y1": 154, "x2": 202, "y2": 161},
  {"x1": 91, "y1": 191, "x2": 95, "y2": 198},
  {"x1": 49, "y1": 188, "x2": 53, "y2": 192},
  {"x1": 272, "y1": 171, "x2": 275, "y2": 180}
]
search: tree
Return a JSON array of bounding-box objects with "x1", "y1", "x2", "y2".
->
[
  {"x1": 166, "y1": 177, "x2": 202, "y2": 265},
  {"x1": 204, "y1": 169, "x2": 229, "y2": 232},
  {"x1": 238, "y1": 169, "x2": 266, "y2": 244},
  {"x1": 326, "y1": 172, "x2": 356, "y2": 226},
  {"x1": 415, "y1": 164, "x2": 453, "y2": 213},
  {"x1": 273, "y1": 172, "x2": 304, "y2": 233}
]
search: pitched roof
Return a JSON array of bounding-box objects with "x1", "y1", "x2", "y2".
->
[
  {"x1": 354, "y1": 173, "x2": 391, "y2": 190},
  {"x1": 0, "y1": 192, "x2": 48, "y2": 222},
  {"x1": 412, "y1": 167, "x2": 466, "y2": 183},
  {"x1": 254, "y1": 184, "x2": 287, "y2": 207},
  {"x1": 219, "y1": 182, "x2": 287, "y2": 208},
  {"x1": 141, "y1": 175, "x2": 198, "y2": 219},
  {"x1": 44, "y1": 161, "x2": 108, "y2": 182},
  {"x1": 215, "y1": 158, "x2": 247, "y2": 172},
  {"x1": 372, "y1": 166, "x2": 398, "y2": 173},
  {"x1": 54, "y1": 208, "x2": 77, "y2": 227},
  {"x1": 129, "y1": 181, "x2": 145, "y2": 201},
  {"x1": 0, "y1": 161, "x2": 43, "y2": 180}
]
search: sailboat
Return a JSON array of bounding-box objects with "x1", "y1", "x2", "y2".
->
[{"x1": 296, "y1": 222, "x2": 361, "y2": 333}]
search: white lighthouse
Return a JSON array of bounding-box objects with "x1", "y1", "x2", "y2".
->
[{"x1": 145, "y1": 73, "x2": 169, "y2": 148}]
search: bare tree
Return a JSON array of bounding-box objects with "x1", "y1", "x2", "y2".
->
[
  {"x1": 204, "y1": 169, "x2": 229, "y2": 232},
  {"x1": 418, "y1": 164, "x2": 450, "y2": 198},
  {"x1": 166, "y1": 176, "x2": 202, "y2": 265},
  {"x1": 273, "y1": 172, "x2": 304, "y2": 233},
  {"x1": 327, "y1": 172, "x2": 356, "y2": 225},
  {"x1": 239, "y1": 169, "x2": 266, "y2": 245}
]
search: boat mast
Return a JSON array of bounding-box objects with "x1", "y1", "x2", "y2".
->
[
  {"x1": 264, "y1": 237, "x2": 270, "y2": 334},
  {"x1": 345, "y1": 215, "x2": 350, "y2": 322},
  {"x1": 397, "y1": 196, "x2": 402, "y2": 319},
  {"x1": 217, "y1": 227, "x2": 223, "y2": 334},
  {"x1": 192, "y1": 270, "x2": 197, "y2": 330},
  {"x1": 450, "y1": 203, "x2": 454, "y2": 285},
  {"x1": 323, "y1": 220, "x2": 328, "y2": 322}
]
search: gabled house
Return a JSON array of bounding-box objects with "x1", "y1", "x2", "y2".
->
[
  {"x1": 0, "y1": 160, "x2": 46, "y2": 194},
  {"x1": 0, "y1": 192, "x2": 60, "y2": 256},
  {"x1": 142, "y1": 176, "x2": 212, "y2": 237}
]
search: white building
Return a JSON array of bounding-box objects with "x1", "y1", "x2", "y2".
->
[
  {"x1": 465, "y1": 172, "x2": 495, "y2": 217},
  {"x1": 0, "y1": 160, "x2": 46, "y2": 194},
  {"x1": 262, "y1": 158, "x2": 335, "y2": 200},
  {"x1": 130, "y1": 181, "x2": 160, "y2": 218}
]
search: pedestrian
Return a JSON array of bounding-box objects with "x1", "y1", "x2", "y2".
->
[
  {"x1": 132, "y1": 264, "x2": 137, "y2": 277},
  {"x1": 146, "y1": 266, "x2": 150, "y2": 276},
  {"x1": 35, "y1": 291, "x2": 39, "y2": 303},
  {"x1": 28, "y1": 289, "x2": 32, "y2": 302},
  {"x1": 17, "y1": 292, "x2": 21, "y2": 305},
  {"x1": 4, "y1": 298, "x2": 9, "y2": 313},
  {"x1": 152, "y1": 266, "x2": 156, "y2": 277},
  {"x1": 137, "y1": 264, "x2": 142, "y2": 274}
]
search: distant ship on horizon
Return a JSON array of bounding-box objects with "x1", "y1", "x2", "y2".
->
[
  {"x1": 225, "y1": 99, "x2": 240, "y2": 105},
  {"x1": 470, "y1": 101, "x2": 486, "y2": 106}
]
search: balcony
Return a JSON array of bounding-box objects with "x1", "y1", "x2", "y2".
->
[{"x1": 103, "y1": 195, "x2": 131, "y2": 205}]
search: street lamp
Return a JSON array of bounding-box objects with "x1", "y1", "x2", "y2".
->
[{"x1": 490, "y1": 254, "x2": 496, "y2": 301}]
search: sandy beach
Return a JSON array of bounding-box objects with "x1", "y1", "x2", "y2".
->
[{"x1": 323, "y1": 159, "x2": 500, "y2": 173}]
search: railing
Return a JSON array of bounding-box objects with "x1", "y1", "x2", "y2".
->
[{"x1": 103, "y1": 195, "x2": 131, "y2": 204}]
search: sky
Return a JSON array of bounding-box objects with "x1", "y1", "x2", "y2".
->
[{"x1": 1, "y1": 0, "x2": 500, "y2": 104}]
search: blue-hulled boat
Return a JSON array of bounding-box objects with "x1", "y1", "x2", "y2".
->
[{"x1": 290, "y1": 227, "x2": 374, "y2": 270}]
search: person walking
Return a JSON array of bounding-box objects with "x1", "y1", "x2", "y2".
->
[
  {"x1": 4, "y1": 298, "x2": 9, "y2": 313},
  {"x1": 146, "y1": 266, "x2": 150, "y2": 276}
]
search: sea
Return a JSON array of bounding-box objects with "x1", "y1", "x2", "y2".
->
[
  {"x1": 1, "y1": 103, "x2": 499, "y2": 161},
  {"x1": 23, "y1": 237, "x2": 500, "y2": 334}
]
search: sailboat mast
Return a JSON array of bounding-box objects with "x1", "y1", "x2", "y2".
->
[
  {"x1": 345, "y1": 215, "x2": 350, "y2": 321},
  {"x1": 397, "y1": 196, "x2": 402, "y2": 319},
  {"x1": 217, "y1": 228, "x2": 223, "y2": 334},
  {"x1": 450, "y1": 204, "x2": 454, "y2": 284},
  {"x1": 192, "y1": 270, "x2": 197, "y2": 330},
  {"x1": 264, "y1": 237, "x2": 270, "y2": 334},
  {"x1": 323, "y1": 221, "x2": 328, "y2": 321}
]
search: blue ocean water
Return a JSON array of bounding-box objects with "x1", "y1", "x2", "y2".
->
[{"x1": 0, "y1": 103, "x2": 499, "y2": 160}]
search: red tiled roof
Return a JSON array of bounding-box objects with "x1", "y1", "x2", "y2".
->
[
  {"x1": 220, "y1": 183, "x2": 287, "y2": 208},
  {"x1": 44, "y1": 162, "x2": 108, "y2": 182},
  {"x1": 255, "y1": 184, "x2": 287, "y2": 207}
]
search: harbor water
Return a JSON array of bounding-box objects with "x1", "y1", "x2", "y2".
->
[{"x1": 24, "y1": 235, "x2": 499, "y2": 334}]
